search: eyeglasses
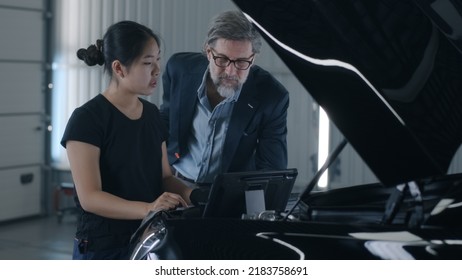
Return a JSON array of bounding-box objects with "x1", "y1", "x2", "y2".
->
[{"x1": 209, "y1": 48, "x2": 254, "y2": 70}]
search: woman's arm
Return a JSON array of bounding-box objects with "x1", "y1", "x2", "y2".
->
[{"x1": 66, "y1": 140, "x2": 185, "y2": 219}]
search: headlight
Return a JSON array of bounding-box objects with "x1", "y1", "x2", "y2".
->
[{"x1": 130, "y1": 212, "x2": 167, "y2": 260}]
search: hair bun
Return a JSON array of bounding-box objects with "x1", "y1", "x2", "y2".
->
[
  {"x1": 76, "y1": 43, "x2": 105, "y2": 66},
  {"x1": 76, "y1": 48, "x2": 87, "y2": 61}
]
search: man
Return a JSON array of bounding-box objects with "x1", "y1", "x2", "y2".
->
[{"x1": 160, "y1": 10, "x2": 289, "y2": 187}]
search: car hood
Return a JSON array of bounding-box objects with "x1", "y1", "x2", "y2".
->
[
  {"x1": 130, "y1": 213, "x2": 462, "y2": 260},
  {"x1": 232, "y1": 0, "x2": 462, "y2": 186}
]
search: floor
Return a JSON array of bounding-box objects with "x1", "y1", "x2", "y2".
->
[{"x1": 0, "y1": 214, "x2": 75, "y2": 260}]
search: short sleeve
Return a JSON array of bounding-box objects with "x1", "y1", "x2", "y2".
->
[{"x1": 60, "y1": 107, "x2": 103, "y2": 149}]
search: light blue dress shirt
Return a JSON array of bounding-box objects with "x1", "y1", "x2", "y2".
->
[{"x1": 173, "y1": 69, "x2": 241, "y2": 183}]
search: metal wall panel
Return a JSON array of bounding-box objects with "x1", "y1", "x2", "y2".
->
[
  {"x1": 0, "y1": 0, "x2": 42, "y2": 9},
  {"x1": 0, "y1": 8, "x2": 43, "y2": 61},
  {"x1": 0, "y1": 0, "x2": 46, "y2": 221},
  {"x1": 0, "y1": 115, "x2": 44, "y2": 168},
  {"x1": 0, "y1": 166, "x2": 41, "y2": 221},
  {"x1": 0, "y1": 63, "x2": 44, "y2": 114}
]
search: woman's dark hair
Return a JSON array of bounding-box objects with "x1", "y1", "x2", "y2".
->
[{"x1": 76, "y1": 20, "x2": 160, "y2": 76}]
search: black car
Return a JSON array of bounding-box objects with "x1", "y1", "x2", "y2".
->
[{"x1": 129, "y1": 0, "x2": 462, "y2": 260}]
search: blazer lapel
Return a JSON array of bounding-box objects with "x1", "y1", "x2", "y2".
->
[
  {"x1": 178, "y1": 73, "x2": 202, "y2": 150},
  {"x1": 222, "y1": 80, "x2": 260, "y2": 171}
]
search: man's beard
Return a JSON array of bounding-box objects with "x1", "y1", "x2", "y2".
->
[
  {"x1": 217, "y1": 84, "x2": 238, "y2": 99},
  {"x1": 213, "y1": 75, "x2": 241, "y2": 99}
]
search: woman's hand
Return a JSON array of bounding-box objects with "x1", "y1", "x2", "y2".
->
[{"x1": 148, "y1": 191, "x2": 188, "y2": 212}]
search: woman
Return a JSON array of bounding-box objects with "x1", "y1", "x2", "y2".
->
[{"x1": 61, "y1": 21, "x2": 192, "y2": 260}]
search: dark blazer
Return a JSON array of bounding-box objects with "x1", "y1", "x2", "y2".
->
[{"x1": 160, "y1": 52, "x2": 289, "y2": 174}]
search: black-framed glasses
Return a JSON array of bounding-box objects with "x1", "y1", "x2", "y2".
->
[{"x1": 209, "y1": 48, "x2": 254, "y2": 70}]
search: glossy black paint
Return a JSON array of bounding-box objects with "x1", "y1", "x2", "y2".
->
[{"x1": 133, "y1": 210, "x2": 462, "y2": 259}]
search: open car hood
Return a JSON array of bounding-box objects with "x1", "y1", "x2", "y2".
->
[{"x1": 232, "y1": 0, "x2": 462, "y2": 186}]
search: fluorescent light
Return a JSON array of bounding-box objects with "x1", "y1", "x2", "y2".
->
[{"x1": 318, "y1": 107, "x2": 329, "y2": 188}]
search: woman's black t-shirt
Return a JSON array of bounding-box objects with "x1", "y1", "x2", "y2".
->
[{"x1": 61, "y1": 94, "x2": 167, "y2": 250}]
